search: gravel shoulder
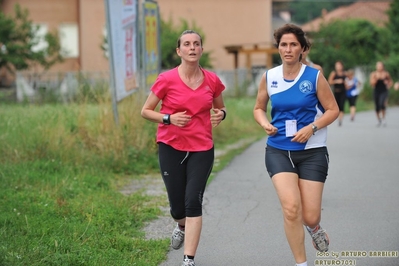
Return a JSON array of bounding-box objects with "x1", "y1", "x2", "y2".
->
[{"x1": 120, "y1": 137, "x2": 257, "y2": 240}]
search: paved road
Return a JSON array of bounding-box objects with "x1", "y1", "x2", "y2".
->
[{"x1": 160, "y1": 107, "x2": 399, "y2": 266}]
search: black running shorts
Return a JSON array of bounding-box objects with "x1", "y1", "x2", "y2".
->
[{"x1": 265, "y1": 145, "x2": 329, "y2": 183}]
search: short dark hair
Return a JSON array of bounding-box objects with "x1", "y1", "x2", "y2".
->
[
  {"x1": 273, "y1": 23, "x2": 309, "y2": 51},
  {"x1": 177, "y1": 30, "x2": 203, "y2": 48}
]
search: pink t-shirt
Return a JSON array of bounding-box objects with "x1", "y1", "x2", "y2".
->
[{"x1": 151, "y1": 67, "x2": 225, "y2": 151}]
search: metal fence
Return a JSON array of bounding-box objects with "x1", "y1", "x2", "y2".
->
[
  {"x1": 14, "y1": 68, "x2": 267, "y2": 103},
  {"x1": 15, "y1": 71, "x2": 110, "y2": 103},
  {"x1": 11, "y1": 65, "x2": 377, "y2": 104}
]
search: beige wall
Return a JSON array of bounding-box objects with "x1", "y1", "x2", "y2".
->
[
  {"x1": 79, "y1": 0, "x2": 109, "y2": 72},
  {"x1": 1, "y1": 0, "x2": 78, "y2": 22},
  {"x1": 156, "y1": 0, "x2": 274, "y2": 70}
]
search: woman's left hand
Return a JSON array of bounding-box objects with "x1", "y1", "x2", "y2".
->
[
  {"x1": 291, "y1": 125, "x2": 313, "y2": 143},
  {"x1": 211, "y1": 109, "x2": 225, "y2": 127}
]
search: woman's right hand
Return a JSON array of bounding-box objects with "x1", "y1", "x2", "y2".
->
[{"x1": 262, "y1": 123, "x2": 278, "y2": 136}]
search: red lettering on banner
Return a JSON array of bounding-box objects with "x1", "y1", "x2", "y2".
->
[
  {"x1": 125, "y1": 27, "x2": 133, "y2": 78},
  {"x1": 124, "y1": 0, "x2": 133, "y2": 5}
]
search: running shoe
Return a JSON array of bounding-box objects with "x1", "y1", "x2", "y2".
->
[
  {"x1": 306, "y1": 225, "x2": 329, "y2": 252},
  {"x1": 181, "y1": 258, "x2": 195, "y2": 266},
  {"x1": 171, "y1": 223, "x2": 185, "y2": 250}
]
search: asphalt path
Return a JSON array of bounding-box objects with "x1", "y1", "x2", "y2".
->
[{"x1": 160, "y1": 107, "x2": 399, "y2": 266}]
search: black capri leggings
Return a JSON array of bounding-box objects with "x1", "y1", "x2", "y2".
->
[
  {"x1": 374, "y1": 90, "x2": 389, "y2": 112},
  {"x1": 347, "y1": 96, "x2": 357, "y2": 107},
  {"x1": 158, "y1": 142, "x2": 214, "y2": 219},
  {"x1": 334, "y1": 90, "x2": 346, "y2": 112}
]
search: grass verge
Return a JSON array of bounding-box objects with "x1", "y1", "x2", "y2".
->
[
  {"x1": 0, "y1": 90, "x2": 376, "y2": 265},
  {"x1": 0, "y1": 94, "x2": 262, "y2": 266}
]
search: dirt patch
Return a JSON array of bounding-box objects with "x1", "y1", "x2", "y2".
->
[
  {"x1": 120, "y1": 175, "x2": 172, "y2": 240},
  {"x1": 120, "y1": 175, "x2": 165, "y2": 197}
]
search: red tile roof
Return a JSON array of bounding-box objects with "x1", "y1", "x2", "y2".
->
[{"x1": 301, "y1": 1, "x2": 392, "y2": 32}]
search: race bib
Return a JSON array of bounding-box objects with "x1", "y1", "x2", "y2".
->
[{"x1": 285, "y1": 120, "x2": 297, "y2": 137}]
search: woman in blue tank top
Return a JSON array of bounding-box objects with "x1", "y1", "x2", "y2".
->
[{"x1": 254, "y1": 24, "x2": 339, "y2": 266}]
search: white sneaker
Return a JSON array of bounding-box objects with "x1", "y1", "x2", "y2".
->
[
  {"x1": 181, "y1": 258, "x2": 195, "y2": 266},
  {"x1": 171, "y1": 223, "x2": 185, "y2": 250},
  {"x1": 306, "y1": 225, "x2": 329, "y2": 252}
]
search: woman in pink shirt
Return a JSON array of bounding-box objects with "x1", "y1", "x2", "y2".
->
[{"x1": 141, "y1": 30, "x2": 226, "y2": 266}]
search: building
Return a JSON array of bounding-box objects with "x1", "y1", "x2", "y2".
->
[
  {"x1": 156, "y1": 0, "x2": 275, "y2": 70},
  {"x1": 1, "y1": 0, "x2": 109, "y2": 74},
  {"x1": 0, "y1": 0, "x2": 279, "y2": 99},
  {"x1": 1, "y1": 0, "x2": 275, "y2": 76},
  {"x1": 302, "y1": 1, "x2": 392, "y2": 33}
]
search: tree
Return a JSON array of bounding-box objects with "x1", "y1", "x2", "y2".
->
[
  {"x1": 289, "y1": 0, "x2": 355, "y2": 24},
  {"x1": 383, "y1": 0, "x2": 399, "y2": 79},
  {"x1": 0, "y1": 4, "x2": 63, "y2": 73},
  {"x1": 310, "y1": 19, "x2": 388, "y2": 75},
  {"x1": 386, "y1": 0, "x2": 399, "y2": 54},
  {"x1": 160, "y1": 18, "x2": 212, "y2": 69}
]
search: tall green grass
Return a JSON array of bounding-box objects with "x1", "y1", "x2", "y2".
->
[
  {"x1": 0, "y1": 91, "x2": 263, "y2": 266},
  {"x1": 0, "y1": 94, "x2": 159, "y2": 175}
]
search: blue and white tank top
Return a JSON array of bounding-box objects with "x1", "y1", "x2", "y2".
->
[
  {"x1": 346, "y1": 77, "x2": 359, "y2": 98},
  {"x1": 266, "y1": 64, "x2": 327, "y2": 151}
]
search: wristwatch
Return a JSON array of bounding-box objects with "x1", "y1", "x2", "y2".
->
[
  {"x1": 162, "y1": 114, "x2": 171, "y2": 125},
  {"x1": 311, "y1": 123, "x2": 318, "y2": 134}
]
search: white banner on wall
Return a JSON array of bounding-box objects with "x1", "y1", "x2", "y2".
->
[{"x1": 104, "y1": 0, "x2": 139, "y2": 102}]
